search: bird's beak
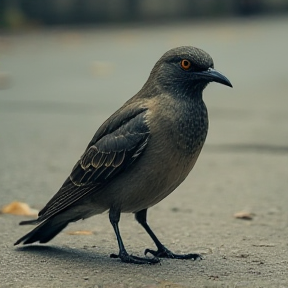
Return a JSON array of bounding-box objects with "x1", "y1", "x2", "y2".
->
[{"x1": 196, "y1": 68, "x2": 233, "y2": 88}]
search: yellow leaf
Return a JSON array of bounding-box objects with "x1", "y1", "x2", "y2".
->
[
  {"x1": 67, "y1": 230, "x2": 94, "y2": 235},
  {"x1": 234, "y1": 211, "x2": 255, "y2": 220},
  {"x1": 1, "y1": 201, "x2": 38, "y2": 216}
]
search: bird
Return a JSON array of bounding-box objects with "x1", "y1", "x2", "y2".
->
[{"x1": 14, "y1": 46, "x2": 232, "y2": 264}]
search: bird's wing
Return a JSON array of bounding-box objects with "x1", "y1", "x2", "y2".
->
[{"x1": 36, "y1": 106, "x2": 150, "y2": 222}]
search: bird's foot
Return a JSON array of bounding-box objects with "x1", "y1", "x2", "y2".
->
[
  {"x1": 110, "y1": 251, "x2": 160, "y2": 265},
  {"x1": 144, "y1": 246, "x2": 202, "y2": 260}
]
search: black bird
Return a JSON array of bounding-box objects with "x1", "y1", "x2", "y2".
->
[{"x1": 15, "y1": 46, "x2": 232, "y2": 264}]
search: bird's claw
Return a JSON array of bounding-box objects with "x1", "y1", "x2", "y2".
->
[
  {"x1": 144, "y1": 246, "x2": 202, "y2": 260},
  {"x1": 110, "y1": 252, "x2": 160, "y2": 264}
]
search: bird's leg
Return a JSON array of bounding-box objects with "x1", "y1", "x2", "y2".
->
[
  {"x1": 135, "y1": 209, "x2": 202, "y2": 260},
  {"x1": 109, "y1": 208, "x2": 160, "y2": 264}
]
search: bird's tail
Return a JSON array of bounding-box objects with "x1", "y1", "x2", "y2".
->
[
  {"x1": 14, "y1": 217, "x2": 68, "y2": 245},
  {"x1": 19, "y1": 219, "x2": 40, "y2": 225}
]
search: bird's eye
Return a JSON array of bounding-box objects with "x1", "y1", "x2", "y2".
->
[{"x1": 180, "y1": 59, "x2": 192, "y2": 70}]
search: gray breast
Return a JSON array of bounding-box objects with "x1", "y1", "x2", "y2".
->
[{"x1": 170, "y1": 98, "x2": 209, "y2": 157}]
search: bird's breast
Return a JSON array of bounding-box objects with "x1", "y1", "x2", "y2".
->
[
  {"x1": 139, "y1": 97, "x2": 209, "y2": 199},
  {"x1": 155, "y1": 97, "x2": 209, "y2": 157},
  {"x1": 97, "y1": 97, "x2": 209, "y2": 213}
]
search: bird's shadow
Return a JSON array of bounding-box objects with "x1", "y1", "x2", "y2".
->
[
  {"x1": 14, "y1": 245, "x2": 166, "y2": 270},
  {"x1": 15, "y1": 245, "x2": 114, "y2": 267}
]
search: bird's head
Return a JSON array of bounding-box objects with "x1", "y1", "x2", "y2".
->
[{"x1": 148, "y1": 46, "x2": 232, "y2": 98}]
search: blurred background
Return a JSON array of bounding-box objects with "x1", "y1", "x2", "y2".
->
[
  {"x1": 0, "y1": 0, "x2": 288, "y2": 27},
  {"x1": 1, "y1": 1, "x2": 288, "y2": 286}
]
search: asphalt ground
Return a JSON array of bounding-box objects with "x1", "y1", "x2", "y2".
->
[{"x1": 0, "y1": 16, "x2": 288, "y2": 288}]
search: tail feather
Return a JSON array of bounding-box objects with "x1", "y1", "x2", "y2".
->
[
  {"x1": 19, "y1": 219, "x2": 40, "y2": 226},
  {"x1": 14, "y1": 218, "x2": 68, "y2": 245}
]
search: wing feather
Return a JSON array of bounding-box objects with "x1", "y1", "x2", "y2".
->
[{"x1": 36, "y1": 106, "x2": 150, "y2": 222}]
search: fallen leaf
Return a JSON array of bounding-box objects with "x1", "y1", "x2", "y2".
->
[
  {"x1": 234, "y1": 211, "x2": 255, "y2": 220},
  {"x1": 67, "y1": 230, "x2": 94, "y2": 235},
  {"x1": 1, "y1": 201, "x2": 38, "y2": 216}
]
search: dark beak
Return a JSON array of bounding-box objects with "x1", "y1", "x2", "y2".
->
[{"x1": 196, "y1": 68, "x2": 233, "y2": 88}]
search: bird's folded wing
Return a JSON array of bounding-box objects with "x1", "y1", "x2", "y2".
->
[{"x1": 35, "y1": 106, "x2": 150, "y2": 223}]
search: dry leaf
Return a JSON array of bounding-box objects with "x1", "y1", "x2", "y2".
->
[
  {"x1": 67, "y1": 230, "x2": 94, "y2": 235},
  {"x1": 1, "y1": 201, "x2": 38, "y2": 216},
  {"x1": 234, "y1": 211, "x2": 255, "y2": 220}
]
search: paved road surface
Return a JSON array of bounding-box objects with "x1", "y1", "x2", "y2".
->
[{"x1": 1, "y1": 16, "x2": 288, "y2": 288}]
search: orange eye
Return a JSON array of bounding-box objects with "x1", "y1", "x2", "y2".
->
[{"x1": 180, "y1": 59, "x2": 192, "y2": 70}]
